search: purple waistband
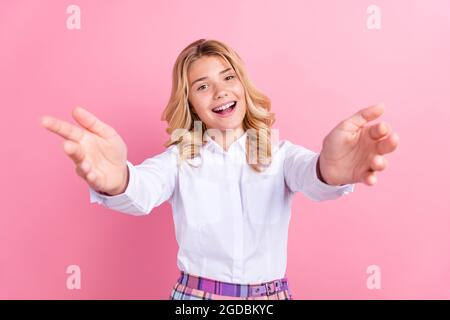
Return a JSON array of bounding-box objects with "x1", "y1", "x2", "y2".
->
[{"x1": 177, "y1": 271, "x2": 290, "y2": 297}]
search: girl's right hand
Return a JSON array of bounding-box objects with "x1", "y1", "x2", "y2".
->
[{"x1": 41, "y1": 107, "x2": 129, "y2": 196}]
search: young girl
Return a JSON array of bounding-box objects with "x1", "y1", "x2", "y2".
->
[{"x1": 41, "y1": 39, "x2": 399, "y2": 300}]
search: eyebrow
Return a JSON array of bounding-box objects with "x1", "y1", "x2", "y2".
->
[{"x1": 191, "y1": 68, "x2": 233, "y2": 87}]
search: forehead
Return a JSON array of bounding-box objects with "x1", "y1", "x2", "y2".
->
[{"x1": 188, "y1": 56, "x2": 231, "y2": 80}]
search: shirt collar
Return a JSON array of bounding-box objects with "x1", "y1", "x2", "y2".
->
[{"x1": 204, "y1": 131, "x2": 247, "y2": 154}]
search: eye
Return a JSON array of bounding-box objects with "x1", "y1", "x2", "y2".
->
[{"x1": 197, "y1": 75, "x2": 235, "y2": 91}]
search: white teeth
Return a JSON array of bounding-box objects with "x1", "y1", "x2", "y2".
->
[{"x1": 213, "y1": 101, "x2": 235, "y2": 112}]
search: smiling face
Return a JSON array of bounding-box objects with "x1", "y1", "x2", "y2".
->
[{"x1": 187, "y1": 56, "x2": 246, "y2": 133}]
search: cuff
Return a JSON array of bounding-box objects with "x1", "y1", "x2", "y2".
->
[
  {"x1": 88, "y1": 160, "x2": 139, "y2": 206},
  {"x1": 313, "y1": 153, "x2": 355, "y2": 196}
]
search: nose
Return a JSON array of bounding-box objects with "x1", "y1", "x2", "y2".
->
[{"x1": 214, "y1": 83, "x2": 228, "y2": 100}]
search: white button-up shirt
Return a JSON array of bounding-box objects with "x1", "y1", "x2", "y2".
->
[{"x1": 89, "y1": 132, "x2": 355, "y2": 284}]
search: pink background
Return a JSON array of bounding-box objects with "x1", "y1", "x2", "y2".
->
[{"x1": 1, "y1": 0, "x2": 449, "y2": 299}]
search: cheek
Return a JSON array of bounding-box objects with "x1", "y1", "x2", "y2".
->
[
  {"x1": 235, "y1": 80, "x2": 245, "y2": 93},
  {"x1": 190, "y1": 98, "x2": 207, "y2": 115},
  {"x1": 239, "y1": 103, "x2": 247, "y2": 117},
  {"x1": 198, "y1": 105, "x2": 212, "y2": 117},
  {"x1": 193, "y1": 104, "x2": 214, "y2": 123}
]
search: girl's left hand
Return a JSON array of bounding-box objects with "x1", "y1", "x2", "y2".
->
[{"x1": 318, "y1": 103, "x2": 400, "y2": 186}]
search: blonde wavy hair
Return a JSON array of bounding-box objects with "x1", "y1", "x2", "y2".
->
[{"x1": 161, "y1": 39, "x2": 275, "y2": 172}]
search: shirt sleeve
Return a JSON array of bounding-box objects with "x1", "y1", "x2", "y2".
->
[
  {"x1": 88, "y1": 145, "x2": 179, "y2": 216},
  {"x1": 283, "y1": 140, "x2": 355, "y2": 201}
]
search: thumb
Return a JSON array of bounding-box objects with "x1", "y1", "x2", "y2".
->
[{"x1": 348, "y1": 103, "x2": 385, "y2": 129}]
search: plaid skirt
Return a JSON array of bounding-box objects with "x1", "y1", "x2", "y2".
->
[{"x1": 170, "y1": 271, "x2": 293, "y2": 300}]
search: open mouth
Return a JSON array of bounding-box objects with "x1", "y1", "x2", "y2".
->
[{"x1": 212, "y1": 101, "x2": 237, "y2": 115}]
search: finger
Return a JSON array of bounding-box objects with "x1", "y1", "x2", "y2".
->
[
  {"x1": 376, "y1": 132, "x2": 400, "y2": 155},
  {"x1": 41, "y1": 115, "x2": 85, "y2": 142},
  {"x1": 369, "y1": 121, "x2": 391, "y2": 140},
  {"x1": 72, "y1": 107, "x2": 116, "y2": 139},
  {"x1": 370, "y1": 155, "x2": 388, "y2": 172},
  {"x1": 85, "y1": 169, "x2": 98, "y2": 186},
  {"x1": 362, "y1": 171, "x2": 377, "y2": 186},
  {"x1": 75, "y1": 162, "x2": 93, "y2": 177},
  {"x1": 75, "y1": 164, "x2": 100, "y2": 189},
  {"x1": 348, "y1": 103, "x2": 385, "y2": 129},
  {"x1": 63, "y1": 140, "x2": 85, "y2": 164},
  {"x1": 75, "y1": 165, "x2": 88, "y2": 180}
]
